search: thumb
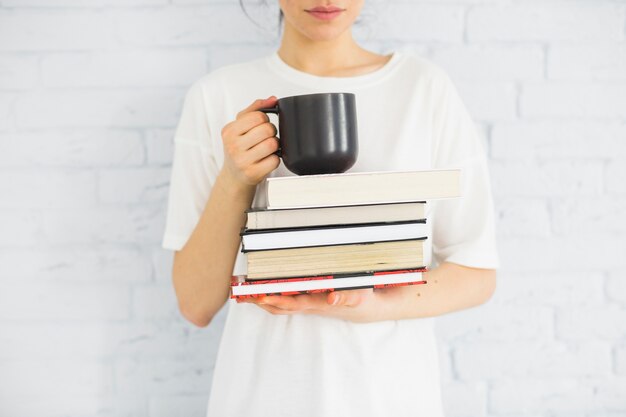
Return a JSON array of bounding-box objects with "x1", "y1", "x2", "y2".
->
[{"x1": 237, "y1": 95, "x2": 278, "y2": 119}]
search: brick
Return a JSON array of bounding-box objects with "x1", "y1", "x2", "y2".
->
[
  {"x1": 2, "y1": 0, "x2": 166, "y2": 5},
  {"x1": 490, "y1": 378, "x2": 596, "y2": 414},
  {"x1": 617, "y1": 346, "x2": 626, "y2": 375},
  {"x1": 556, "y1": 305, "x2": 626, "y2": 341},
  {"x1": 455, "y1": 341, "x2": 612, "y2": 380},
  {"x1": 0, "y1": 10, "x2": 114, "y2": 51},
  {"x1": 149, "y1": 395, "x2": 209, "y2": 417},
  {"x1": 442, "y1": 382, "x2": 487, "y2": 417},
  {"x1": 358, "y1": 4, "x2": 464, "y2": 42},
  {"x1": 0, "y1": 130, "x2": 144, "y2": 167},
  {"x1": 0, "y1": 94, "x2": 14, "y2": 130},
  {"x1": 0, "y1": 282, "x2": 130, "y2": 320},
  {"x1": 0, "y1": 321, "x2": 211, "y2": 359},
  {"x1": 492, "y1": 271, "x2": 605, "y2": 308},
  {"x1": 114, "y1": 357, "x2": 212, "y2": 395},
  {"x1": 146, "y1": 128, "x2": 175, "y2": 165},
  {"x1": 0, "y1": 210, "x2": 42, "y2": 246},
  {"x1": 115, "y1": 5, "x2": 263, "y2": 46},
  {"x1": 0, "y1": 360, "x2": 113, "y2": 403},
  {"x1": 521, "y1": 83, "x2": 626, "y2": 119},
  {"x1": 492, "y1": 122, "x2": 626, "y2": 159},
  {"x1": 0, "y1": 247, "x2": 151, "y2": 282},
  {"x1": 591, "y1": 377, "x2": 626, "y2": 412},
  {"x1": 498, "y1": 237, "x2": 626, "y2": 271},
  {"x1": 607, "y1": 272, "x2": 626, "y2": 304},
  {"x1": 99, "y1": 168, "x2": 171, "y2": 204},
  {"x1": 42, "y1": 49, "x2": 207, "y2": 88},
  {"x1": 436, "y1": 304, "x2": 553, "y2": 343},
  {"x1": 551, "y1": 197, "x2": 626, "y2": 236},
  {"x1": 0, "y1": 170, "x2": 96, "y2": 209},
  {"x1": 132, "y1": 285, "x2": 180, "y2": 320},
  {"x1": 549, "y1": 44, "x2": 626, "y2": 81},
  {"x1": 431, "y1": 45, "x2": 543, "y2": 82},
  {"x1": 455, "y1": 82, "x2": 517, "y2": 121},
  {"x1": 0, "y1": 394, "x2": 144, "y2": 417},
  {"x1": 495, "y1": 198, "x2": 551, "y2": 238},
  {"x1": 15, "y1": 90, "x2": 184, "y2": 128},
  {"x1": 43, "y1": 205, "x2": 166, "y2": 244},
  {"x1": 0, "y1": 55, "x2": 38, "y2": 89},
  {"x1": 490, "y1": 160, "x2": 603, "y2": 197},
  {"x1": 152, "y1": 247, "x2": 174, "y2": 283},
  {"x1": 607, "y1": 161, "x2": 626, "y2": 194},
  {"x1": 468, "y1": 4, "x2": 625, "y2": 42}
]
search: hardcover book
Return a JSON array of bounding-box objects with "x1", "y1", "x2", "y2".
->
[
  {"x1": 245, "y1": 202, "x2": 426, "y2": 230},
  {"x1": 231, "y1": 268, "x2": 428, "y2": 299},
  {"x1": 246, "y1": 238, "x2": 426, "y2": 280},
  {"x1": 263, "y1": 169, "x2": 460, "y2": 209},
  {"x1": 240, "y1": 220, "x2": 427, "y2": 252}
]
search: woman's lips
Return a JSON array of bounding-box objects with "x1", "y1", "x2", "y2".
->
[{"x1": 306, "y1": 9, "x2": 344, "y2": 21}]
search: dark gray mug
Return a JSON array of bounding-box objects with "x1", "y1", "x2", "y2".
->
[{"x1": 258, "y1": 92, "x2": 358, "y2": 176}]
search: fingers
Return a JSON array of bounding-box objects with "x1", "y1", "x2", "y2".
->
[
  {"x1": 236, "y1": 96, "x2": 277, "y2": 120},
  {"x1": 225, "y1": 95, "x2": 277, "y2": 140},
  {"x1": 239, "y1": 122, "x2": 278, "y2": 154},
  {"x1": 220, "y1": 96, "x2": 281, "y2": 186},
  {"x1": 327, "y1": 289, "x2": 372, "y2": 307},
  {"x1": 259, "y1": 295, "x2": 312, "y2": 311}
]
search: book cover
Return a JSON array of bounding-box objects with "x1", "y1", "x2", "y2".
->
[
  {"x1": 265, "y1": 169, "x2": 460, "y2": 209},
  {"x1": 231, "y1": 268, "x2": 428, "y2": 299},
  {"x1": 245, "y1": 238, "x2": 426, "y2": 279},
  {"x1": 245, "y1": 201, "x2": 426, "y2": 231},
  {"x1": 240, "y1": 219, "x2": 427, "y2": 252}
]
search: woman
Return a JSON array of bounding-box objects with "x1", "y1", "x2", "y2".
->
[{"x1": 162, "y1": 1, "x2": 499, "y2": 416}]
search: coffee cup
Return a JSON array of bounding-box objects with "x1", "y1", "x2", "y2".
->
[{"x1": 258, "y1": 92, "x2": 358, "y2": 176}]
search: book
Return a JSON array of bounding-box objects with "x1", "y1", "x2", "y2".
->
[
  {"x1": 246, "y1": 238, "x2": 425, "y2": 280},
  {"x1": 245, "y1": 201, "x2": 426, "y2": 230},
  {"x1": 263, "y1": 169, "x2": 460, "y2": 209},
  {"x1": 241, "y1": 220, "x2": 427, "y2": 252},
  {"x1": 231, "y1": 268, "x2": 428, "y2": 299}
]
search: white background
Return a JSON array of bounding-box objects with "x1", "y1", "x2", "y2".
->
[{"x1": 0, "y1": 0, "x2": 625, "y2": 416}]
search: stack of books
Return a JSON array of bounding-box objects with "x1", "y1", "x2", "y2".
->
[{"x1": 230, "y1": 169, "x2": 460, "y2": 299}]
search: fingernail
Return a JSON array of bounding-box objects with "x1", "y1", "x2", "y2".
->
[{"x1": 332, "y1": 294, "x2": 342, "y2": 305}]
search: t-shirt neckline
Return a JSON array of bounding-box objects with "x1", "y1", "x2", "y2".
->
[{"x1": 266, "y1": 50, "x2": 402, "y2": 88}]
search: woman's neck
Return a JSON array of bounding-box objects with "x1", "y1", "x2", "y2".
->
[{"x1": 277, "y1": 23, "x2": 388, "y2": 78}]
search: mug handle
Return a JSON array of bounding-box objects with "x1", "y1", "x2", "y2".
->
[{"x1": 258, "y1": 106, "x2": 281, "y2": 157}]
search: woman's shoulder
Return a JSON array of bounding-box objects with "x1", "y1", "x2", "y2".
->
[
  {"x1": 187, "y1": 54, "x2": 269, "y2": 93},
  {"x1": 398, "y1": 49, "x2": 454, "y2": 87}
]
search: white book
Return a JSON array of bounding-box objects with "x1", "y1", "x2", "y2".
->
[
  {"x1": 231, "y1": 270, "x2": 426, "y2": 297},
  {"x1": 245, "y1": 202, "x2": 426, "y2": 230},
  {"x1": 264, "y1": 169, "x2": 460, "y2": 209},
  {"x1": 241, "y1": 220, "x2": 427, "y2": 252}
]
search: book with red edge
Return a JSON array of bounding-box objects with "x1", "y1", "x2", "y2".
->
[{"x1": 230, "y1": 268, "x2": 428, "y2": 299}]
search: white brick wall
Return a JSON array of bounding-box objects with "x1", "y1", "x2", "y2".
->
[{"x1": 0, "y1": 1, "x2": 624, "y2": 416}]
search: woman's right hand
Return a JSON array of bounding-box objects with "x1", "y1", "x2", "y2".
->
[{"x1": 220, "y1": 96, "x2": 281, "y2": 188}]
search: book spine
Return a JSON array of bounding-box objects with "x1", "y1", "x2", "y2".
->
[{"x1": 230, "y1": 280, "x2": 427, "y2": 299}]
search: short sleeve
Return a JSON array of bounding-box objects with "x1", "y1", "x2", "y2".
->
[
  {"x1": 162, "y1": 80, "x2": 220, "y2": 251},
  {"x1": 429, "y1": 72, "x2": 499, "y2": 269}
]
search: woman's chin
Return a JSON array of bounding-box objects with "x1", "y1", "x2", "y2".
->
[{"x1": 301, "y1": 26, "x2": 351, "y2": 42}]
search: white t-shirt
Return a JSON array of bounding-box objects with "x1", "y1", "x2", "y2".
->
[{"x1": 162, "y1": 50, "x2": 499, "y2": 417}]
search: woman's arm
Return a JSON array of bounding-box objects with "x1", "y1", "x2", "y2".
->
[
  {"x1": 242, "y1": 262, "x2": 496, "y2": 323},
  {"x1": 172, "y1": 96, "x2": 280, "y2": 327},
  {"x1": 172, "y1": 171, "x2": 255, "y2": 327}
]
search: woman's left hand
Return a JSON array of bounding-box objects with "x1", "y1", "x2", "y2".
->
[{"x1": 238, "y1": 288, "x2": 387, "y2": 323}]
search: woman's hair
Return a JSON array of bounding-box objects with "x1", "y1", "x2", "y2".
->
[{"x1": 239, "y1": 0, "x2": 284, "y2": 36}]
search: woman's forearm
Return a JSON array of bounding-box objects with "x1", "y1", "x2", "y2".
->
[
  {"x1": 375, "y1": 262, "x2": 497, "y2": 321},
  {"x1": 172, "y1": 169, "x2": 256, "y2": 327}
]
